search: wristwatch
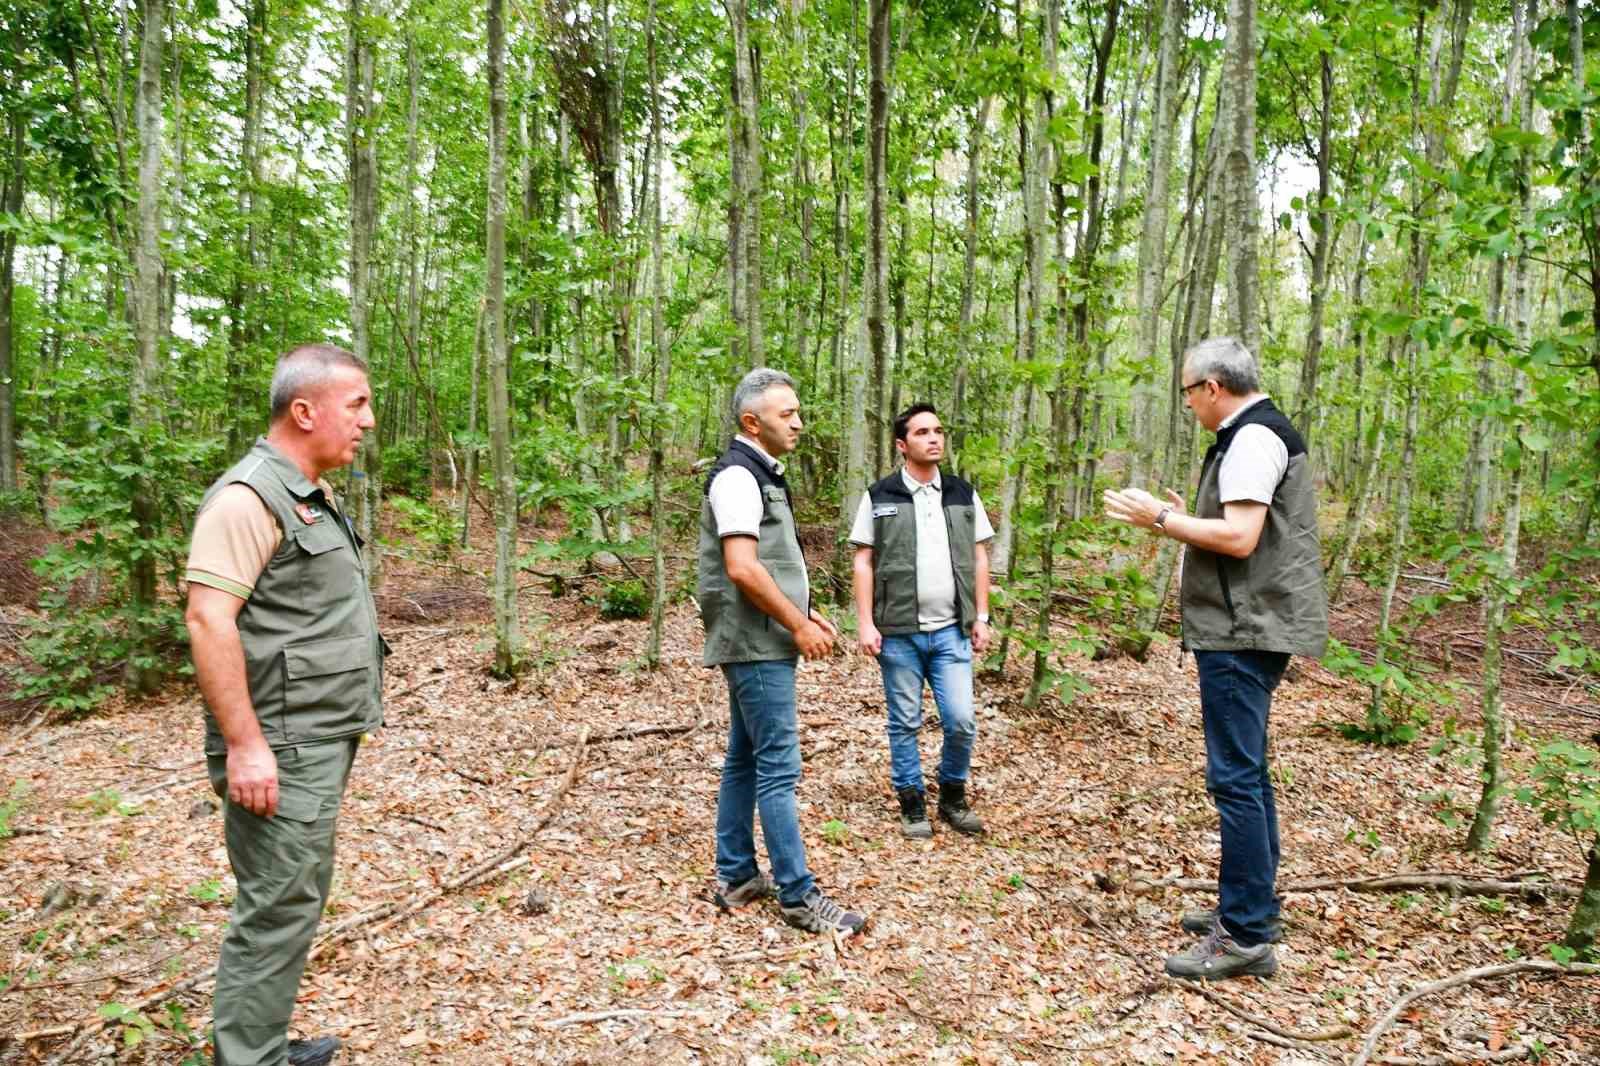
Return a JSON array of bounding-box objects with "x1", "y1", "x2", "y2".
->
[
  {"x1": 1153, "y1": 507, "x2": 1171, "y2": 532},
  {"x1": 977, "y1": 613, "x2": 990, "y2": 624}
]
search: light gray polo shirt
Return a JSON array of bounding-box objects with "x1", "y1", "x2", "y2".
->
[{"x1": 850, "y1": 468, "x2": 995, "y2": 631}]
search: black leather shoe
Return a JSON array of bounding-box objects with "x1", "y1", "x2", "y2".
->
[{"x1": 288, "y1": 1036, "x2": 341, "y2": 1066}]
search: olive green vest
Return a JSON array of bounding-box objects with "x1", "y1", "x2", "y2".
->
[
  {"x1": 196, "y1": 438, "x2": 385, "y2": 754},
  {"x1": 864, "y1": 471, "x2": 979, "y2": 637},
  {"x1": 1180, "y1": 400, "x2": 1329, "y2": 657},
  {"x1": 696, "y1": 440, "x2": 810, "y2": 666}
]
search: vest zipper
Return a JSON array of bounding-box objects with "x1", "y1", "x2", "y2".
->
[{"x1": 1215, "y1": 556, "x2": 1237, "y2": 622}]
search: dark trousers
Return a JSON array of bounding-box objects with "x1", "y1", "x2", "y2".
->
[{"x1": 1196, "y1": 649, "x2": 1290, "y2": 947}]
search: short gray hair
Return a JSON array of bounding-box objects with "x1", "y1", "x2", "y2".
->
[
  {"x1": 731, "y1": 367, "x2": 796, "y2": 422},
  {"x1": 269, "y1": 343, "x2": 368, "y2": 420},
  {"x1": 1183, "y1": 337, "x2": 1260, "y2": 396}
]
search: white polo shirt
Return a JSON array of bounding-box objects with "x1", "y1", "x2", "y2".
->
[
  {"x1": 850, "y1": 469, "x2": 995, "y2": 631},
  {"x1": 1216, "y1": 395, "x2": 1289, "y2": 504},
  {"x1": 707, "y1": 436, "x2": 809, "y2": 586}
]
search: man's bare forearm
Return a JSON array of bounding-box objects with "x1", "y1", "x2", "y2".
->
[
  {"x1": 187, "y1": 615, "x2": 265, "y2": 749},
  {"x1": 852, "y1": 549, "x2": 875, "y2": 626}
]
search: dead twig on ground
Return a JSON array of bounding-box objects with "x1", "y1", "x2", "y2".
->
[
  {"x1": 4, "y1": 949, "x2": 186, "y2": 994},
  {"x1": 1377, "y1": 1046, "x2": 1535, "y2": 1065},
  {"x1": 540, "y1": 1007, "x2": 718, "y2": 1029},
  {"x1": 1351, "y1": 961, "x2": 1600, "y2": 1066},
  {"x1": 1128, "y1": 871, "x2": 1580, "y2": 901},
  {"x1": 582, "y1": 717, "x2": 706, "y2": 746}
]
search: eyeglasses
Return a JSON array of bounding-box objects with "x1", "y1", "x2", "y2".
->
[{"x1": 1179, "y1": 379, "x2": 1211, "y2": 397}]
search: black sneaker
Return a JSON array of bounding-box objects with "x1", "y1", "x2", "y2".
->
[
  {"x1": 288, "y1": 1036, "x2": 341, "y2": 1066},
  {"x1": 1165, "y1": 925, "x2": 1278, "y2": 980},
  {"x1": 897, "y1": 786, "x2": 932, "y2": 839},
  {"x1": 936, "y1": 779, "x2": 985, "y2": 835},
  {"x1": 1180, "y1": 908, "x2": 1283, "y2": 943},
  {"x1": 714, "y1": 873, "x2": 776, "y2": 912},
  {"x1": 780, "y1": 890, "x2": 866, "y2": 937}
]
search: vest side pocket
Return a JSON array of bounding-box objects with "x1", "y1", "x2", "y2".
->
[{"x1": 282, "y1": 633, "x2": 373, "y2": 743}]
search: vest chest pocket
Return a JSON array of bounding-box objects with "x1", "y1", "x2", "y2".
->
[
  {"x1": 282, "y1": 633, "x2": 372, "y2": 742},
  {"x1": 293, "y1": 518, "x2": 359, "y2": 599}
]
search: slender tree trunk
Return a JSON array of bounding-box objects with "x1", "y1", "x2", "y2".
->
[
  {"x1": 1220, "y1": 0, "x2": 1261, "y2": 357},
  {"x1": 646, "y1": 0, "x2": 671, "y2": 667},
  {"x1": 726, "y1": 0, "x2": 764, "y2": 367},
  {"x1": 1295, "y1": 49, "x2": 1334, "y2": 452},
  {"x1": 1466, "y1": 0, "x2": 1533, "y2": 851},
  {"x1": 404, "y1": 27, "x2": 424, "y2": 486},
  {"x1": 950, "y1": 95, "x2": 992, "y2": 454},
  {"x1": 0, "y1": 110, "x2": 24, "y2": 499},
  {"x1": 487, "y1": 0, "x2": 520, "y2": 674},
  {"x1": 789, "y1": 0, "x2": 812, "y2": 387},
  {"x1": 834, "y1": 0, "x2": 866, "y2": 597},
  {"x1": 865, "y1": 0, "x2": 892, "y2": 476},
  {"x1": 459, "y1": 303, "x2": 485, "y2": 548},
  {"x1": 125, "y1": 0, "x2": 165, "y2": 696},
  {"x1": 346, "y1": 0, "x2": 382, "y2": 581}
]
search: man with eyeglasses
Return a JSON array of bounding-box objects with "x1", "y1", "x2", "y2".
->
[{"x1": 1104, "y1": 337, "x2": 1328, "y2": 981}]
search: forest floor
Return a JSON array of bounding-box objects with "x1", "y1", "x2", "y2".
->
[{"x1": 1, "y1": 505, "x2": 1598, "y2": 1066}]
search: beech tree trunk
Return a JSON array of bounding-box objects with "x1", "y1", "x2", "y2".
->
[
  {"x1": 126, "y1": 0, "x2": 165, "y2": 696},
  {"x1": 0, "y1": 109, "x2": 23, "y2": 499},
  {"x1": 949, "y1": 95, "x2": 992, "y2": 454},
  {"x1": 727, "y1": 0, "x2": 764, "y2": 368},
  {"x1": 646, "y1": 0, "x2": 670, "y2": 667},
  {"x1": 864, "y1": 0, "x2": 892, "y2": 476},
  {"x1": 487, "y1": 0, "x2": 521, "y2": 675},
  {"x1": 346, "y1": 0, "x2": 382, "y2": 582},
  {"x1": 1220, "y1": 0, "x2": 1261, "y2": 357}
]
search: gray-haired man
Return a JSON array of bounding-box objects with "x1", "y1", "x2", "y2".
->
[
  {"x1": 1105, "y1": 337, "x2": 1327, "y2": 981},
  {"x1": 697, "y1": 367, "x2": 866, "y2": 936},
  {"x1": 186, "y1": 343, "x2": 384, "y2": 1065}
]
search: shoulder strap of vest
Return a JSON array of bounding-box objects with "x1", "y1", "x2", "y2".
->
[
  {"x1": 868, "y1": 472, "x2": 911, "y2": 503},
  {"x1": 705, "y1": 439, "x2": 786, "y2": 496},
  {"x1": 1213, "y1": 398, "x2": 1307, "y2": 459},
  {"x1": 940, "y1": 473, "x2": 976, "y2": 506}
]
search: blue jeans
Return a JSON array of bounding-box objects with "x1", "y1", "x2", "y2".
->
[
  {"x1": 878, "y1": 624, "x2": 977, "y2": 792},
  {"x1": 1196, "y1": 649, "x2": 1290, "y2": 947},
  {"x1": 715, "y1": 659, "x2": 815, "y2": 906}
]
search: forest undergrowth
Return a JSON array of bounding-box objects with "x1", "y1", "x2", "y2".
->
[{"x1": 1, "y1": 504, "x2": 1597, "y2": 1066}]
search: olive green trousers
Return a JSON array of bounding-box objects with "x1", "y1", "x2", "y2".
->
[{"x1": 206, "y1": 738, "x2": 358, "y2": 1066}]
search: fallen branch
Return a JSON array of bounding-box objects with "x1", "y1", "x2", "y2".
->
[
  {"x1": 541, "y1": 1007, "x2": 716, "y2": 1029},
  {"x1": 1351, "y1": 960, "x2": 1600, "y2": 1066},
  {"x1": 582, "y1": 718, "x2": 706, "y2": 746},
  {"x1": 308, "y1": 725, "x2": 590, "y2": 958},
  {"x1": 1127, "y1": 871, "x2": 1580, "y2": 901},
  {"x1": 28, "y1": 729, "x2": 591, "y2": 1064},
  {"x1": 1378, "y1": 1046, "x2": 1535, "y2": 1065},
  {"x1": 4, "y1": 949, "x2": 186, "y2": 995}
]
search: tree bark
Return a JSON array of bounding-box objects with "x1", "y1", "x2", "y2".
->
[
  {"x1": 0, "y1": 109, "x2": 24, "y2": 499},
  {"x1": 1466, "y1": 0, "x2": 1533, "y2": 852},
  {"x1": 487, "y1": 0, "x2": 521, "y2": 675},
  {"x1": 949, "y1": 95, "x2": 992, "y2": 454},
  {"x1": 646, "y1": 0, "x2": 670, "y2": 668},
  {"x1": 346, "y1": 0, "x2": 382, "y2": 582},
  {"x1": 1294, "y1": 48, "x2": 1333, "y2": 452},
  {"x1": 126, "y1": 0, "x2": 165, "y2": 695},
  {"x1": 1220, "y1": 0, "x2": 1261, "y2": 357},
  {"x1": 726, "y1": 0, "x2": 764, "y2": 368},
  {"x1": 865, "y1": 0, "x2": 892, "y2": 476}
]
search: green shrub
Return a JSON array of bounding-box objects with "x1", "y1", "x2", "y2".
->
[{"x1": 597, "y1": 578, "x2": 649, "y2": 620}]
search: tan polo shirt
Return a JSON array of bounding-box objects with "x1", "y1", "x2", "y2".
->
[{"x1": 186, "y1": 479, "x2": 335, "y2": 600}]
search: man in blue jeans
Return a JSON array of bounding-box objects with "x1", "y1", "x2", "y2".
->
[
  {"x1": 851, "y1": 404, "x2": 994, "y2": 839},
  {"x1": 697, "y1": 367, "x2": 865, "y2": 937},
  {"x1": 1106, "y1": 337, "x2": 1328, "y2": 980}
]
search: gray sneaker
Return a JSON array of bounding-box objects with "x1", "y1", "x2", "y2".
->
[
  {"x1": 780, "y1": 890, "x2": 866, "y2": 937},
  {"x1": 897, "y1": 786, "x2": 932, "y2": 839},
  {"x1": 1180, "y1": 908, "x2": 1283, "y2": 943},
  {"x1": 713, "y1": 873, "x2": 776, "y2": 912},
  {"x1": 1165, "y1": 924, "x2": 1278, "y2": 980}
]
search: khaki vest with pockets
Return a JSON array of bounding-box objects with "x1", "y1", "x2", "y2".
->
[
  {"x1": 696, "y1": 441, "x2": 810, "y2": 666},
  {"x1": 865, "y1": 471, "x2": 979, "y2": 637},
  {"x1": 196, "y1": 438, "x2": 385, "y2": 754}
]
